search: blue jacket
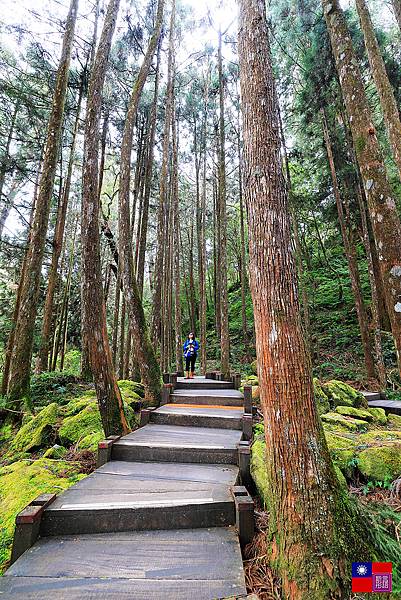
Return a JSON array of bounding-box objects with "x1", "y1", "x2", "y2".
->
[{"x1": 183, "y1": 338, "x2": 199, "y2": 358}]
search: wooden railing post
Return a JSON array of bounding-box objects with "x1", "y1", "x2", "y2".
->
[
  {"x1": 161, "y1": 382, "x2": 173, "y2": 406},
  {"x1": 232, "y1": 486, "x2": 255, "y2": 548},
  {"x1": 140, "y1": 407, "x2": 156, "y2": 427},
  {"x1": 97, "y1": 435, "x2": 121, "y2": 468},
  {"x1": 238, "y1": 440, "x2": 251, "y2": 489},
  {"x1": 242, "y1": 414, "x2": 253, "y2": 441},
  {"x1": 11, "y1": 494, "x2": 56, "y2": 564},
  {"x1": 169, "y1": 372, "x2": 177, "y2": 387},
  {"x1": 243, "y1": 385, "x2": 252, "y2": 414}
]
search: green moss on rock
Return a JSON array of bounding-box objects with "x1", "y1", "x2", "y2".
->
[
  {"x1": 321, "y1": 412, "x2": 368, "y2": 432},
  {"x1": 324, "y1": 431, "x2": 356, "y2": 476},
  {"x1": 0, "y1": 458, "x2": 85, "y2": 573},
  {"x1": 118, "y1": 380, "x2": 145, "y2": 399},
  {"x1": 335, "y1": 405, "x2": 373, "y2": 421},
  {"x1": 366, "y1": 408, "x2": 387, "y2": 425},
  {"x1": 388, "y1": 414, "x2": 401, "y2": 428},
  {"x1": 78, "y1": 432, "x2": 104, "y2": 451},
  {"x1": 58, "y1": 403, "x2": 102, "y2": 445},
  {"x1": 251, "y1": 438, "x2": 268, "y2": 508},
  {"x1": 9, "y1": 403, "x2": 59, "y2": 454},
  {"x1": 64, "y1": 394, "x2": 96, "y2": 416},
  {"x1": 358, "y1": 445, "x2": 401, "y2": 482},
  {"x1": 313, "y1": 378, "x2": 330, "y2": 415},
  {"x1": 356, "y1": 430, "x2": 401, "y2": 446},
  {"x1": 322, "y1": 380, "x2": 367, "y2": 408},
  {"x1": 43, "y1": 444, "x2": 68, "y2": 459},
  {"x1": 250, "y1": 359, "x2": 257, "y2": 375}
]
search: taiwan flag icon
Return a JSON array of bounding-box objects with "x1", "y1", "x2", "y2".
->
[
  {"x1": 352, "y1": 562, "x2": 392, "y2": 593},
  {"x1": 352, "y1": 562, "x2": 373, "y2": 592}
]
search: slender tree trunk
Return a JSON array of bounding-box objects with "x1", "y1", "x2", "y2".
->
[
  {"x1": 112, "y1": 273, "x2": 121, "y2": 368},
  {"x1": 199, "y1": 71, "x2": 209, "y2": 374},
  {"x1": 118, "y1": 0, "x2": 164, "y2": 402},
  {"x1": 81, "y1": 0, "x2": 129, "y2": 436},
  {"x1": 321, "y1": 109, "x2": 376, "y2": 378},
  {"x1": 38, "y1": 76, "x2": 85, "y2": 372},
  {"x1": 6, "y1": 0, "x2": 79, "y2": 404},
  {"x1": 59, "y1": 225, "x2": 76, "y2": 371},
  {"x1": 152, "y1": 0, "x2": 174, "y2": 343},
  {"x1": 323, "y1": 0, "x2": 401, "y2": 375},
  {"x1": 217, "y1": 28, "x2": 230, "y2": 379},
  {"x1": 0, "y1": 180, "x2": 19, "y2": 240},
  {"x1": 118, "y1": 297, "x2": 126, "y2": 380},
  {"x1": 136, "y1": 43, "x2": 161, "y2": 296},
  {"x1": 355, "y1": 0, "x2": 401, "y2": 180},
  {"x1": 237, "y1": 123, "x2": 249, "y2": 344},
  {"x1": 0, "y1": 101, "x2": 19, "y2": 239},
  {"x1": 172, "y1": 109, "x2": 184, "y2": 375},
  {"x1": 238, "y1": 2, "x2": 377, "y2": 596},
  {"x1": 392, "y1": 0, "x2": 401, "y2": 33},
  {"x1": 213, "y1": 171, "x2": 221, "y2": 339}
]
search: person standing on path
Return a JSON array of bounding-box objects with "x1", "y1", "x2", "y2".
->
[{"x1": 183, "y1": 332, "x2": 199, "y2": 379}]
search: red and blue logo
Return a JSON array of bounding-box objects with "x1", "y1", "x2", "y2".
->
[{"x1": 352, "y1": 562, "x2": 392, "y2": 593}]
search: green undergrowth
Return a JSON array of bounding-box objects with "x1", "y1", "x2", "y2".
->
[{"x1": 0, "y1": 458, "x2": 85, "y2": 573}]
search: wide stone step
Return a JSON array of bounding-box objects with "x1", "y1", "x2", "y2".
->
[
  {"x1": 1, "y1": 528, "x2": 247, "y2": 599},
  {"x1": 40, "y1": 461, "x2": 239, "y2": 536},
  {"x1": 362, "y1": 391, "x2": 382, "y2": 401},
  {"x1": 151, "y1": 404, "x2": 243, "y2": 430},
  {"x1": 176, "y1": 376, "x2": 234, "y2": 390},
  {"x1": 111, "y1": 424, "x2": 242, "y2": 465},
  {"x1": 171, "y1": 388, "x2": 244, "y2": 407}
]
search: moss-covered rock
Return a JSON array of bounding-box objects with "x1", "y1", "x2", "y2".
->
[
  {"x1": 322, "y1": 380, "x2": 367, "y2": 409},
  {"x1": 388, "y1": 414, "x2": 401, "y2": 428},
  {"x1": 358, "y1": 445, "x2": 401, "y2": 482},
  {"x1": 321, "y1": 412, "x2": 368, "y2": 432},
  {"x1": 313, "y1": 378, "x2": 330, "y2": 415},
  {"x1": 43, "y1": 444, "x2": 68, "y2": 459},
  {"x1": 250, "y1": 359, "x2": 258, "y2": 375},
  {"x1": 335, "y1": 405, "x2": 373, "y2": 422},
  {"x1": 9, "y1": 403, "x2": 59, "y2": 454},
  {"x1": 366, "y1": 407, "x2": 387, "y2": 425},
  {"x1": 356, "y1": 430, "x2": 401, "y2": 446},
  {"x1": 0, "y1": 458, "x2": 85, "y2": 573},
  {"x1": 118, "y1": 380, "x2": 145, "y2": 400},
  {"x1": 78, "y1": 432, "x2": 104, "y2": 451},
  {"x1": 64, "y1": 394, "x2": 96, "y2": 416},
  {"x1": 333, "y1": 464, "x2": 348, "y2": 488},
  {"x1": 58, "y1": 403, "x2": 102, "y2": 445},
  {"x1": 324, "y1": 431, "x2": 356, "y2": 476},
  {"x1": 250, "y1": 438, "x2": 268, "y2": 508}
]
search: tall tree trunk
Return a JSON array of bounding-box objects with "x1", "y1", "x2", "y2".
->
[
  {"x1": 6, "y1": 0, "x2": 79, "y2": 404},
  {"x1": 238, "y1": 1, "x2": 377, "y2": 596},
  {"x1": 0, "y1": 179, "x2": 19, "y2": 240},
  {"x1": 152, "y1": 0, "x2": 174, "y2": 343},
  {"x1": 38, "y1": 75, "x2": 85, "y2": 372},
  {"x1": 237, "y1": 122, "x2": 249, "y2": 345},
  {"x1": 355, "y1": 0, "x2": 401, "y2": 180},
  {"x1": 213, "y1": 170, "x2": 221, "y2": 339},
  {"x1": 118, "y1": 297, "x2": 126, "y2": 380},
  {"x1": 391, "y1": 0, "x2": 401, "y2": 36},
  {"x1": 0, "y1": 102, "x2": 19, "y2": 240},
  {"x1": 321, "y1": 109, "x2": 376, "y2": 379},
  {"x1": 173, "y1": 108, "x2": 184, "y2": 375},
  {"x1": 136, "y1": 42, "x2": 161, "y2": 296},
  {"x1": 81, "y1": 0, "x2": 129, "y2": 436},
  {"x1": 217, "y1": 28, "x2": 230, "y2": 379},
  {"x1": 118, "y1": 0, "x2": 164, "y2": 402},
  {"x1": 323, "y1": 0, "x2": 401, "y2": 375}
]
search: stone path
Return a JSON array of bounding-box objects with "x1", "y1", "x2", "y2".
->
[{"x1": 2, "y1": 376, "x2": 253, "y2": 599}]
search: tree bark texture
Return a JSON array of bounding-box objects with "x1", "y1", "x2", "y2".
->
[
  {"x1": 118, "y1": 0, "x2": 164, "y2": 403},
  {"x1": 323, "y1": 0, "x2": 401, "y2": 375},
  {"x1": 81, "y1": 0, "x2": 129, "y2": 436},
  {"x1": 355, "y1": 0, "x2": 401, "y2": 181},
  {"x1": 391, "y1": 0, "x2": 401, "y2": 34},
  {"x1": 6, "y1": 0, "x2": 79, "y2": 403},
  {"x1": 238, "y1": 1, "x2": 375, "y2": 596}
]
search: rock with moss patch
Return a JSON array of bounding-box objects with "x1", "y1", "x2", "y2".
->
[
  {"x1": 250, "y1": 360, "x2": 258, "y2": 375},
  {"x1": 78, "y1": 432, "x2": 104, "y2": 451},
  {"x1": 58, "y1": 403, "x2": 102, "y2": 445},
  {"x1": 0, "y1": 458, "x2": 85, "y2": 573},
  {"x1": 388, "y1": 414, "x2": 401, "y2": 428},
  {"x1": 334, "y1": 464, "x2": 348, "y2": 488},
  {"x1": 313, "y1": 378, "x2": 330, "y2": 415},
  {"x1": 64, "y1": 394, "x2": 96, "y2": 416},
  {"x1": 366, "y1": 408, "x2": 387, "y2": 425},
  {"x1": 118, "y1": 380, "x2": 145, "y2": 399},
  {"x1": 43, "y1": 444, "x2": 68, "y2": 459},
  {"x1": 356, "y1": 430, "x2": 401, "y2": 446},
  {"x1": 9, "y1": 403, "x2": 59, "y2": 454},
  {"x1": 335, "y1": 406, "x2": 373, "y2": 422},
  {"x1": 250, "y1": 438, "x2": 268, "y2": 508},
  {"x1": 358, "y1": 445, "x2": 401, "y2": 482},
  {"x1": 321, "y1": 412, "x2": 368, "y2": 432},
  {"x1": 324, "y1": 431, "x2": 356, "y2": 476},
  {"x1": 322, "y1": 380, "x2": 367, "y2": 409}
]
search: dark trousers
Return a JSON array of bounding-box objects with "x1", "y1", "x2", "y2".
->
[{"x1": 185, "y1": 353, "x2": 197, "y2": 372}]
